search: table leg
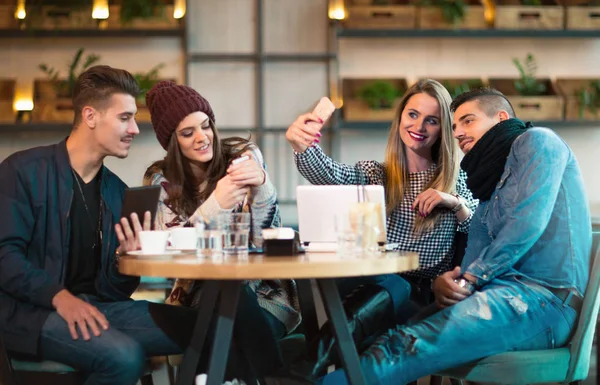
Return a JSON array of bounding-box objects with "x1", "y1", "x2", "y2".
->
[
  {"x1": 297, "y1": 279, "x2": 319, "y2": 358},
  {"x1": 176, "y1": 281, "x2": 221, "y2": 385},
  {"x1": 317, "y1": 278, "x2": 367, "y2": 385},
  {"x1": 206, "y1": 281, "x2": 242, "y2": 385}
]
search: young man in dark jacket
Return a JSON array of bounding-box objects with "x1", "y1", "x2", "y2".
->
[{"x1": 0, "y1": 65, "x2": 194, "y2": 385}]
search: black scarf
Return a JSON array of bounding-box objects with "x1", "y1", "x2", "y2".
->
[{"x1": 460, "y1": 118, "x2": 533, "y2": 202}]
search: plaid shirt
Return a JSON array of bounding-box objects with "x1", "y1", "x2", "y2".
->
[{"x1": 294, "y1": 145, "x2": 479, "y2": 279}]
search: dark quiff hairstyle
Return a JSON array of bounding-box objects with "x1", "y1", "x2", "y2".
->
[{"x1": 72, "y1": 65, "x2": 140, "y2": 126}]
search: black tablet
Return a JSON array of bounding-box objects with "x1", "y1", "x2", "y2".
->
[{"x1": 120, "y1": 185, "x2": 161, "y2": 229}]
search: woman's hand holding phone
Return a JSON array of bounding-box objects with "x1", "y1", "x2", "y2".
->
[
  {"x1": 214, "y1": 175, "x2": 250, "y2": 210},
  {"x1": 286, "y1": 97, "x2": 335, "y2": 153},
  {"x1": 227, "y1": 152, "x2": 265, "y2": 187}
]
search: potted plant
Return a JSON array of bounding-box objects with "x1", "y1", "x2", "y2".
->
[
  {"x1": 489, "y1": 53, "x2": 563, "y2": 121},
  {"x1": 575, "y1": 81, "x2": 600, "y2": 119},
  {"x1": 134, "y1": 63, "x2": 166, "y2": 122},
  {"x1": 440, "y1": 78, "x2": 485, "y2": 98},
  {"x1": 343, "y1": 78, "x2": 408, "y2": 122},
  {"x1": 512, "y1": 53, "x2": 547, "y2": 96},
  {"x1": 556, "y1": 78, "x2": 600, "y2": 121},
  {"x1": 35, "y1": 48, "x2": 101, "y2": 122},
  {"x1": 357, "y1": 80, "x2": 404, "y2": 110},
  {"x1": 108, "y1": 0, "x2": 177, "y2": 29}
]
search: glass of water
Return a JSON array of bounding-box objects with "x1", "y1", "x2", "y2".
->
[
  {"x1": 219, "y1": 212, "x2": 251, "y2": 260},
  {"x1": 195, "y1": 217, "x2": 224, "y2": 261}
]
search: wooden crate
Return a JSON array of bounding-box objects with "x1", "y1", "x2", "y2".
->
[
  {"x1": 566, "y1": 6, "x2": 600, "y2": 29},
  {"x1": 136, "y1": 100, "x2": 152, "y2": 122},
  {"x1": 419, "y1": 6, "x2": 488, "y2": 29},
  {"x1": 489, "y1": 78, "x2": 564, "y2": 121},
  {"x1": 0, "y1": 79, "x2": 15, "y2": 124},
  {"x1": 33, "y1": 80, "x2": 73, "y2": 123},
  {"x1": 343, "y1": 78, "x2": 408, "y2": 122},
  {"x1": 0, "y1": 5, "x2": 17, "y2": 29},
  {"x1": 344, "y1": 6, "x2": 418, "y2": 29},
  {"x1": 32, "y1": 99, "x2": 73, "y2": 123},
  {"x1": 28, "y1": 6, "x2": 96, "y2": 29},
  {"x1": 495, "y1": 6, "x2": 564, "y2": 29},
  {"x1": 107, "y1": 5, "x2": 178, "y2": 29},
  {"x1": 556, "y1": 78, "x2": 600, "y2": 120}
]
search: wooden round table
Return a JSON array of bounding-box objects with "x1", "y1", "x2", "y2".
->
[
  {"x1": 119, "y1": 250, "x2": 420, "y2": 280},
  {"x1": 119, "y1": 251, "x2": 419, "y2": 385}
]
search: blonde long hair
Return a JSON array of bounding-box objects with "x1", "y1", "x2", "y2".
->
[{"x1": 384, "y1": 79, "x2": 459, "y2": 234}]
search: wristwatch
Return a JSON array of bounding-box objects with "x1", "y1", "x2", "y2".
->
[
  {"x1": 454, "y1": 275, "x2": 476, "y2": 293},
  {"x1": 451, "y1": 194, "x2": 465, "y2": 213}
]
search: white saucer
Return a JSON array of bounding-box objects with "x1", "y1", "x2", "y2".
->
[
  {"x1": 167, "y1": 247, "x2": 196, "y2": 253},
  {"x1": 127, "y1": 250, "x2": 182, "y2": 257}
]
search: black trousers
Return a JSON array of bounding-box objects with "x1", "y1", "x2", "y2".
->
[{"x1": 148, "y1": 283, "x2": 286, "y2": 382}]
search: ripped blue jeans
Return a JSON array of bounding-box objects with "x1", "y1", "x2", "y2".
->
[{"x1": 320, "y1": 276, "x2": 578, "y2": 385}]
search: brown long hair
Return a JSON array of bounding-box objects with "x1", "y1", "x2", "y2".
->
[
  {"x1": 384, "y1": 79, "x2": 459, "y2": 234},
  {"x1": 145, "y1": 120, "x2": 253, "y2": 217}
]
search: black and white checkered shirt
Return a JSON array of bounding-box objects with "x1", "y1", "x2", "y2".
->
[{"x1": 294, "y1": 145, "x2": 479, "y2": 280}]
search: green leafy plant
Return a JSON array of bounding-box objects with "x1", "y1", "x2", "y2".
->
[
  {"x1": 576, "y1": 80, "x2": 600, "y2": 119},
  {"x1": 134, "y1": 63, "x2": 166, "y2": 101},
  {"x1": 442, "y1": 79, "x2": 484, "y2": 98},
  {"x1": 357, "y1": 80, "x2": 405, "y2": 110},
  {"x1": 521, "y1": 0, "x2": 542, "y2": 5},
  {"x1": 512, "y1": 53, "x2": 547, "y2": 96},
  {"x1": 39, "y1": 48, "x2": 101, "y2": 97},
  {"x1": 120, "y1": 0, "x2": 166, "y2": 24},
  {"x1": 421, "y1": 0, "x2": 468, "y2": 25}
]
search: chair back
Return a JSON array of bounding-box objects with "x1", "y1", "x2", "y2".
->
[{"x1": 566, "y1": 231, "x2": 600, "y2": 381}]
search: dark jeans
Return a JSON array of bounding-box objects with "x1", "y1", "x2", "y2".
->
[
  {"x1": 39, "y1": 287, "x2": 287, "y2": 385},
  {"x1": 39, "y1": 295, "x2": 188, "y2": 385}
]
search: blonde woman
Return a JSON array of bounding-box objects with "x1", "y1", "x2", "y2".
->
[{"x1": 286, "y1": 79, "x2": 478, "y2": 374}]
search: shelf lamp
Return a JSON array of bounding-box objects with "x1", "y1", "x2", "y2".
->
[
  {"x1": 14, "y1": 0, "x2": 26, "y2": 20},
  {"x1": 92, "y1": 0, "x2": 109, "y2": 28},
  {"x1": 328, "y1": 0, "x2": 346, "y2": 20},
  {"x1": 173, "y1": 0, "x2": 186, "y2": 19},
  {"x1": 14, "y1": 98, "x2": 33, "y2": 124}
]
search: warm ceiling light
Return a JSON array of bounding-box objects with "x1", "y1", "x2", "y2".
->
[
  {"x1": 92, "y1": 0, "x2": 109, "y2": 19},
  {"x1": 15, "y1": 0, "x2": 26, "y2": 20},
  {"x1": 173, "y1": 0, "x2": 186, "y2": 19},
  {"x1": 328, "y1": 0, "x2": 346, "y2": 20}
]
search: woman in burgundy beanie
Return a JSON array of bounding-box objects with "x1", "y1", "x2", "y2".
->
[{"x1": 142, "y1": 80, "x2": 301, "y2": 381}]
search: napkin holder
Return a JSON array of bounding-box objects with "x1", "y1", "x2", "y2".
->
[{"x1": 262, "y1": 228, "x2": 301, "y2": 256}]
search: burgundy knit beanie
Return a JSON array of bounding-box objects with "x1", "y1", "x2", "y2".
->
[{"x1": 146, "y1": 80, "x2": 215, "y2": 150}]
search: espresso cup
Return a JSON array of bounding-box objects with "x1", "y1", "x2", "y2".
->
[{"x1": 138, "y1": 230, "x2": 170, "y2": 254}]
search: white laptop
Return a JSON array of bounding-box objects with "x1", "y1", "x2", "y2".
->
[{"x1": 296, "y1": 185, "x2": 387, "y2": 252}]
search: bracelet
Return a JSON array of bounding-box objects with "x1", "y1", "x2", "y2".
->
[{"x1": 451, "y1": 194, "x2": 464, "y2": 213}]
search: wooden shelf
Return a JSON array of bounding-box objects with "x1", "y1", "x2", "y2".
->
[
  {"x1": 0, "y1": 29, "x2": 184, "y2": 39},
  {"x1": 0, "y1": 122, "x2": 154, "y2": 132},
  {"x1": 337, "y1": 29, "x2": 600, "y2": 39},
  {"x1": 340, "y1": 120, "x2": 600, "y2": 131}
]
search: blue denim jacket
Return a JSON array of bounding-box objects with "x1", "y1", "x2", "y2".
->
[{"x1": 462, "y1": 127, "x2": 592, "y2": 296}]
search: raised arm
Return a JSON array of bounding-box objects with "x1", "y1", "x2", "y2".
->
[{"x1": 287, "y1": 112, "x2": 365, "y2": 185}]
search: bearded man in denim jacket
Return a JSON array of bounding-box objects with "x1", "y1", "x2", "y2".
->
[{"x1": 317, "y1": 88, "x2": 592, "y2": 385}]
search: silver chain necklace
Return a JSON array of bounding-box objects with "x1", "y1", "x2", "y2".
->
[{"x1": 71, "y1": 168, "x2": 103, "y2": 250}]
